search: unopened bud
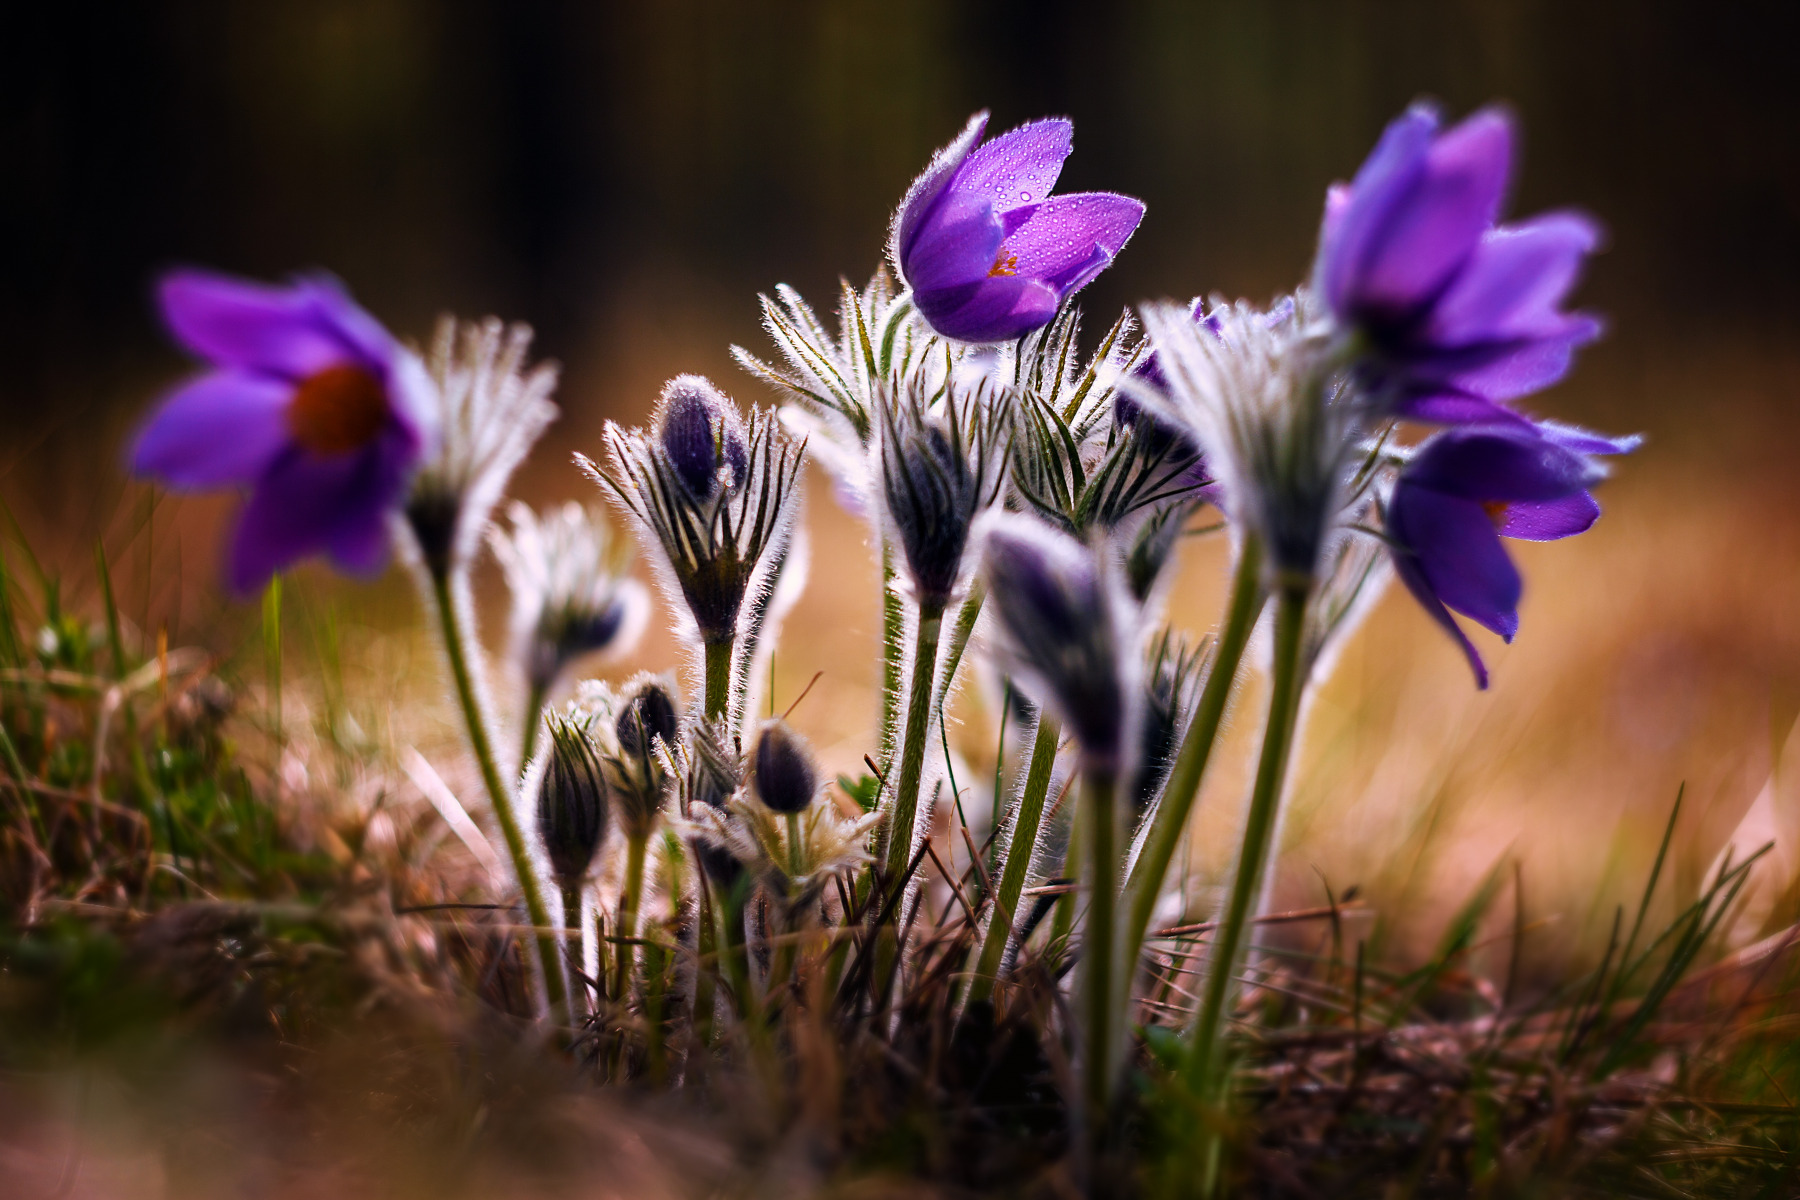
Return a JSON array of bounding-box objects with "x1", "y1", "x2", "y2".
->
[
  {"x1": 750, "y1": 718, "x2": 818, "y2": 814},
  {"x1": 658, "y1": 375, "x2": 748, "y2": 501},
  {"x1": 536, "y1": 713, "x2": 612, "y2": 888}
]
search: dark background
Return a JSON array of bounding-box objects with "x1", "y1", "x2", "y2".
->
[{"x1": 5, "y1": 0, "x2": 1797, "y2": 485}]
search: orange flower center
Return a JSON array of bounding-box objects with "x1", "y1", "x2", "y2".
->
[
  {"x1": 989, "y1": 247, "x2": 1020, "y2": 277},
  {"x1": 288, "y1": 364, "x2": 389, "y2": 456},
  {"x1": 1483, "y1": 499, "x2": 1511, "y2": 527}
]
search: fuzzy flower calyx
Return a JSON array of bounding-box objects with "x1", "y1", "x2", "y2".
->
[
  {"x1": 490, "y1": 501, "x2": 648, "y2": 694},
  {"x1": 535, "y1": 710, "x2": 613, "y2": 889},
  {"x1": 132, "y1": 268, "x2": 436, "y2": 595},
  {"x1": 404, "y1": 317, "x2": 559, "y2": 579},
  {"x1": 891, "y1": 112, "x2": 1145, "y2": 344}
]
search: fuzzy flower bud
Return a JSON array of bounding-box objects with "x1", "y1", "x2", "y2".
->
[
  {"x1": 659, "y1": 375, "x2": 749, "y2": 501},
  {"x1": 616, "y1": 680, "x2": 680, "y2": 762},
  {"x1": 981, "y1": 513, "x2": 1136, "y2": 773},
  {"x1": 536, "y1": 712, "x2": 612, "y2": 889},
  {"x1": 750, "y1": 718, "x2": 819, "y2": 815}
]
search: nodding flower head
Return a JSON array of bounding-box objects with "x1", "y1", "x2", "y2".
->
[
  {"x1": 403, "y1": 317, "x2": 559, "y2": 579},
  {"x1": 877, "y1": 373, "x2": 1009, "y2": 609},
  {"x1": 585, "y1": 380, "x2": 806, "y2": 647},
  {"x1": 1316, "y1": 103, "x2": 1603, "y2": 425},
  {"x1": 750, "y1": 718, "x2": 819, "y2": 815},
  {"x1": 535, "y1": 710, "x2": 612, "y2": 888},
  {"x1": 981, "y1": 512, "x2": 1138, "y2": 773},
  {"x1": 131, "y1": 268, "x2": 436, "y2": 595},
  {"x1": 659, "y1": 375, "x2": 749, "y2": 501},
  {"x1": 1386, "y1": 420, "x2": 1637, "y2": 688},
  {"x1": 490, "y1": 500, "x2": 648, "y2": 694},
  {"x1": 890, "y1": 112, "x2": 1145, "y2": 344},
  {"x1": 1136, "y1": 294, "x2": 1358, "y2": 584}
]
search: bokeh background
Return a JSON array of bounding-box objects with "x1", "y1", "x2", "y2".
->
[{"x1": 6, "y1": 0, "x2": 1800, "y2": 966}]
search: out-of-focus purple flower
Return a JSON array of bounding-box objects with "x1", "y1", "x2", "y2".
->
[
  {"x1": 1317, "y1": 104, "x2": 1603, "y2": 425},
  {"x1": 132, "y1": 269, "x2": 434, "y2": 594},
  {"x1": 890, "y1": 112, "x2": 1145, "y2": 344},
  {"x1": 1387, "y1": 421, "x2": 1638, "y2": 687}
]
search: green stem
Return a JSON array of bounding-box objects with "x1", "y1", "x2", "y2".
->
[
  {"x1": 786, "y1": 812, "x2": 804, "y2": 880},
  {"x1": 879, "y1": 547, "x2": 903, "y2": 770},
  {"x1": 931, "y1": 581, "x2": 986, "y2": 717},
  {"x1": 967, "y1": 712, "x2": 1060, "y2": 1007},
  {"x1": 880, "y1": 597, "x2": 945, "y2": 891},
  {"x1": 560, "y1": 879, "x2": 587, "y2": 1027},
  {"x1": 520, "y1": 679, "x2": 549, "y2": 772},
  {"x1": 429, "y1": 570, "x2": 564, "y2": 1016},
  {"x1": 614, "y1": 833, "x2": 648, "y2": 1003},
  {"x1": 1080, "y1": 766, "x2": 1122, "y2": 1130},
  {"x1": 1050, "y1": 813, "x2": 1080, "y2": 955},
  {"x1": 717, "y1": 882, "x2": 754, "y2": 1022},
  {"x1": 693, "y1": 873, "x2": 717, "y2": 1049},
  {"x1": 703, "y1": 637, "x2": 733, "y2": 722},
  {"x1": 1123, "y1": 536, "x2": 1267, "y2": 967},
  {"x1": 1181, "y1": 580, "x2": 1311, "y2": 1121}
]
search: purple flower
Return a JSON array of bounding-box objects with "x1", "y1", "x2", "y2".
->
[
  {"x1": 1387, "y1": 421, "x2": 1637, "y2": 687},
  {"x1": 890, "y1": 112, "x2": 1145, "y2": 344},
  {"x1": 1317, "y1": 104, "x2": 1603, "y2": 425},
  {"x1": 132, "y1": 269, "x2": 434, "y2": 594}
]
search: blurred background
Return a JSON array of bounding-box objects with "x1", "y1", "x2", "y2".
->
[{"x1": 5, "y1": 0, "x2": 1800, "y2": 964}]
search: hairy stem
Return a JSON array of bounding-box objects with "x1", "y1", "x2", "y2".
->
[
  {"x1": 560, "y1": 879, "x2": 588, "y2": 1027},
  {"x1": 1179, "y1": 579, "x2": 1311, "y2": 1180},
  {"x1": 1123, "y1": 536, "x2": 1267, "y2": 966},
  {"x1": 519, "y1": 678, "x2": 549, "y2": 772},
  {"x1": 879, "y1": 547, "x2": 903, "y2": 772},
  {"x1": 881, "y1": 597, "x2": 945, "y2": 891},
  {"x1": 429, "y1": 569, "x2": 564, "y2": 1016},
  {"x1": 1080, "y1": 766, "x2": 1122, "y2": 1133},
  {"x1": 614, "y1": 833, "x2": 648, "y2": 1003},
  {"x1": 703, "y1": 636, "x2": 734, "y2": 722},
  {"x1": 967, "y1": 712, "x2": 1060, "y2": 1007}
]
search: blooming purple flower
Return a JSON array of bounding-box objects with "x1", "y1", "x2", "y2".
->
[
  {"x1": 1317, "y1": 104, "x2": 1603, "y2": 425},
  {"x1": 132, "y1": 269, "x2": 434, "y2": 594},
  {"x1": 1386, "y1": 421, "x2": 1637, "y2": 687},
  {"x1": 890, "y1": 112, "x2": 1145, "y2": 344}
]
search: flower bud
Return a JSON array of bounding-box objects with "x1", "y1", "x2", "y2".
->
[
  {"x1": 658, "y1": 375, "x2": 748, "y2": 501},
  {"x1": 685, "y1": 719, "x2": 741, "y2": 813},
  {"x1": 878, "y1": 385, "x2": 1006, "y2": 608},
  {"x1": 750, "y1": 718, "x2": 819, "y2": 814},
  {"x1": 536, "y1": 713, "x2": 612, "y2": 888},
  {"x1": 616, "y1": 680, "x2": 680, "y2": 762}
]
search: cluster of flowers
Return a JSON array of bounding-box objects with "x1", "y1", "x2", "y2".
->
[{"x1": 129, "y1": 99, "x2": 1633, "y2": 1164}]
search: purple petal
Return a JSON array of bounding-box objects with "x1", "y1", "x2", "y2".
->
[
  {"x1": 328, "y1": 506, "x2": 393, "y2": 577},
  {"x1": 1390, "y1": 485, "x2": 1521, "y2": 640},
  {"x1": 1497, "y1": 491, "x2": 1600, "y2": 541},
  {"x1": 1389, "y1": 529, "x2": 1491, "y2": 689},
  {"x1": 903, "y1": 202, "x2": 1007, "y2": 291},
  {"x1": 1405, "y1": 426, "x2": 1603, "y2": 502},
  {"x1": 893, "y1": 112, "x2": 990, "y2": 266},
  {"x1": 295, "y1": 274, "x2": 402, "y2": 371},
  {"x1": 1319, "y1": 106, "x2": 1438, "y2": 311},
  {"x1": 914, "y1": 275, "x2": 1062, "y2": 344},
  {"x1": 1439, "y1": 318, "x2": 1604, "y2": 401},
  {"x1": 225, "y1": 434, "x2": 411, "y2": 595},
  {"x1": 1002, "y1": 192, "x2": 1145, "y2": 292},
  {"x1": 955, "y1": 118, "x2": 1073, "y2": 214},
  {"x1": 1534, "y1": 420, "x2": 1642, "y2": 457},
  {"x1": 131, "y1": 370, "x2": 294, "y2": 487},
  {"x1": 159, "y1": 269, "x2": 348, "y2": 379},
  {"x1": 1390, "y1": 389, "x2": 1534, "y2": 427},
  {"x1": 1424, "y1": 214, "x2": 1600, "y2": 344},
  {"x1": 1352, "y1": 109, "x2": 1514, "y2": 314}
]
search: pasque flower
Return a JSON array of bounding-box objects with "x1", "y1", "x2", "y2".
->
[
  {"x1": 132, "y1": 268, "x2": 435, "y2": 594},
  {"x1": 1386, "y1": 421, "x2": 1637, "y2": 687},
  {"x1": 1317, "y1": 103, "x2": 1603, "y2": 425},
  {"x1": 891, "y1": 111, "x2": 1145, "y2": 344}
]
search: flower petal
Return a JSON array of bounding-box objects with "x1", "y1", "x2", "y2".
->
[
  {"x1": 955, "y1": 118, "x2": 1073, "y2": 214},
  {"x1": 1319, "y1": 106, "x2": 1438, "y2": 311},
  {"x1": 1497, "y1": 491, "x2": 1600, "y2": 541},
  {"x1": 1002, "y1": 192, "x2": 1146, "y2": 292},
  {"x1": 1351, "y1": 108, "x2": 1514, "y2": 315},
  {"x1": 914, "y1": 275, "x2": 1062, "y2": 344},
  {"x1": 1534, "y1": 420, "x2": 1643, "y2": 457},
  {"x1": 1389, "y1": 388, "x2": 1534, "y2": 427},
  {"x1": 1424, "y1": 214, "x2": 1600, "y2": 344},
  {"x1": 1405, "y1": 426, "x2": 1603, "y2": 502},
  {"x1": 1439, "y1": 318, "x2": 1605, "y2": 401},
  {"x1": 1388, "y1": 528, "x2": 1491, "y2": 689},
  {"x1": 131, "y1": 370, "x2": 293, "y2": 487},
  {"x1": 892, "y1": 111, "x2": 990, "y2": 266},
  {"x1": 1390, "y1": 483, "x2": 1521, "y2": 640},
  {"x1": 903, "y1": 202, "x2": 1007, "y2": 291},
  {"x1": 225, "y1": 436, "x2": 410, "y2": 594},
  {"x1": 158, "y1": 269, "x2": 348, "y2": 378}
]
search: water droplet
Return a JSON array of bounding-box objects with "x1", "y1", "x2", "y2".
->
[{"x1": 1020, "y1": 191, "x2": 1033, "y2": 202}]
